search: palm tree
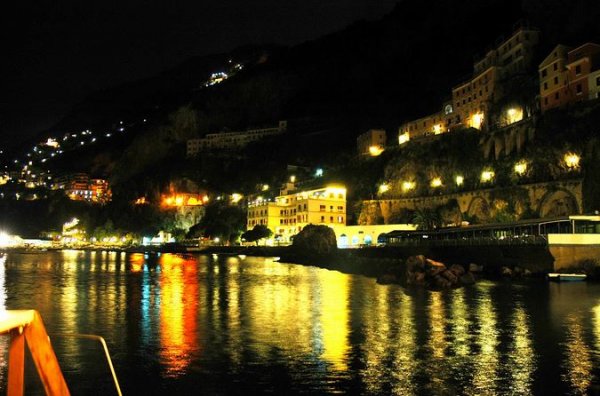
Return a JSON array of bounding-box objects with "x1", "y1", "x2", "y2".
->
[{"x1": 412, "y1": 208, "x2": 441, "y2": 230}]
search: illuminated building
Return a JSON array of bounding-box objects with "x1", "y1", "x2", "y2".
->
[
  {"x1": 161, "y1": 193, "x2": 209, "y2": 208},
  {"x1": 247, "y1": 183, "x2": 347, "y2": 244},
  {"x1": 539, "y1": 43, "x2": 600, "y2": 112},
  {"x1": 357, "y1": 129, "x2": 386, "y2": 157},
  {"x1": 397, "y1": 101, "x2": 454, "y2": 143},
  {"x1": 186, "y1": 121, "x2": 287, "y2": 156},
  {"x1": 53, "y1": 173, "x2": 112, "y2": 204},
  {"x1": 452, "y1": 25, "x2": 540, "y2": 129}
]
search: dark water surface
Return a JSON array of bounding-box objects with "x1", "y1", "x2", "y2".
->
[{"x1": 0, "y1": 251, "x2": 599, "y2": 395}]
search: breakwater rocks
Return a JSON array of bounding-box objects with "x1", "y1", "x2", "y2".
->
[{"x1": 404, "y1": 255, "x2": 475, "y2": 289}]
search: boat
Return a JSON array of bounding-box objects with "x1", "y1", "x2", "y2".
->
[{"x1": 547, "y1": 273, "x2": 587, "y2": 282}]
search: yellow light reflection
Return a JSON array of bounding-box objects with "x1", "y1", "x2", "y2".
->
[
  {"x1": 245, "y1": 260, "x2": 312, "y2": 360},
  {"x1": 563, "y1": 314, "x2": 592, "y2": 394},
  {"x1": 159, "y1": 254, "x2": 199, "y2": 377},
  {"x1": 467, "y1": 285, "x2": 499, "y2": 395},
  {"x1": 429, "y1": 292, "x2": 447, "y2": 359},
  {"x1": 509, "y1": 304, "x2": 534, "y2": 394},
  {"x1": 319, "y1": 270, "x2": 349, "y2": 371},
  {"x1": 129, "y1": 253, "x2": 145, "y2": 272},
  {"x1": 450, "y1": 288, "x2": 470, "y2": 358}
]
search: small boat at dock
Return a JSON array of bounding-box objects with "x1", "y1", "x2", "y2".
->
[{"x1": 547, "y1": 273, "x2": 587, "y2": 282}]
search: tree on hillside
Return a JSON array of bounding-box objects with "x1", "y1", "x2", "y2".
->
[
  {"x1": 241, "y1": 225, "x2": 273, "y2": 245},
  {"x1": 187, "y1": 202, "x2": 246, "y2": 244},
  {"x1": 412, "y1": 208, "x2": 441, "y2": 230}
]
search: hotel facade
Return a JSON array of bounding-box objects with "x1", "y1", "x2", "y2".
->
[{"x1": 247, "y1": 183, "x2": 347, "y2": 243}]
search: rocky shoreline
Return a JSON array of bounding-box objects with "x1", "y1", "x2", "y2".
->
[{"x1": 199, "y1": 245, "x2": 555, "y2": 288}]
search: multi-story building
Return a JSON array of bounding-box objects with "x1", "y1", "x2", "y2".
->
[
  {"x1": 53, "y1": 173, "x2": 111, "y2": 204},
  {"x1": 539, "y1": 45, "x2": 572, "y2": 111},
  {"x1": 396, "y1": 24, "x2": 539, "y2": 146},
  {"x1": 187, "y1": 120, "x2": 287, "y2": 156},
  {"x1": 567, "y1": 43, "x2": 600, "y2": 103},
  {"x1": 247, "y1": 184, "x2": 346, "y2": 243},
  {"x1": 452, "y1": 25, "x2": 540, "y2": 130},
  {"x1": 397, "y1": 101, "x2": 455, "y2": 145},
  {"x1": 357, "y1": 129, "x2": 386, "y2": 156},
  {"x1": 589, "y1": 69, "x2": 600, "y2": 100},
  {"x1": 539, "y1": 43, "x2": 600, "y2": 112}
]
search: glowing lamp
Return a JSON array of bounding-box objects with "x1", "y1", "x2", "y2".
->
[
  {"x1": 231, "y1": 193, "x2": 243, "y2": 204},
  {"x1": 469, "y1": 112, "x2": 484, "y2": 130},
  {"x1": 378, "y1": 183, "x2": 390, "y2": 194},
  {"x1": 506, "y1": 107, "x2": 523, "y2": 125},
  {"x1": 514, "y1": 161, "x2": 527, "y2": 176},
  {"x1": 398, "y1": 132, "x2": 410, "y2": 145},
  {"x1": 481, "y1": 170, "x2": 495, "y2": 183},
  {"x1": 453, "y1": 175, "x2": 463, "y2": 186},
  {"x1": 564, "y1": 153, "x2": 580, "y2": 169},
  {"x1": 402, "y1": 181, "x2": 415, "y2": 192},
  {"x1": 369, "y1": 145, "x2": 384, "y2": 156},
  {"x1": 430, "y1": 177, "x2": 442, "y2": 188}
]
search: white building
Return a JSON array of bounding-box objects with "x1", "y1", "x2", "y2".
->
[{"x1": 187, "y1": 121, "x2": 287, "y2": 157}]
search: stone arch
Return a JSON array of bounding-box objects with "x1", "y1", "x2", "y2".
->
[
  {"x1": 494, "y1": 136, "x2": 504, "y2": 159},
  {"x1": 466, "y1": 196, "x2": 491, "y2": 222},
  {"x1": 482, "y1": 138, "x2": 494, "y2": 160},
  {"x1": 538, "y1": 189, "x2": 579, "y2": 218}
]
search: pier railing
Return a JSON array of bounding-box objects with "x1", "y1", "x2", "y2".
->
[{"x1": 387, "y1": 235, "x2": 548, "y2": 247}]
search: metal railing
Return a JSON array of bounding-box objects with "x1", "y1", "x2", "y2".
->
[
  {"x1": 0, "y1": 310, "x2": 122, "y2": 396},
  {"x1": 388, "y1": 235, "x2": 548, "y2": 247}
]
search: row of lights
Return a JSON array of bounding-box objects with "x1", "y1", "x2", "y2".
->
[{"x1": 379, "y1": 153, "x2": 580, "y2": 195}]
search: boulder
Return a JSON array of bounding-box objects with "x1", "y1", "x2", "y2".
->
[
  {"x1": 441, "y1": 269, "x2": 458, "y2": 284},
  {"x1": 449, "y1": 264, "x2": 466, "y2": 277},
  {"x1": 405, "y1": 255, "x2": 476, "y2": 289},
  {"x1": 406, "y1": 255, "x2": 427, "y2": 272}
]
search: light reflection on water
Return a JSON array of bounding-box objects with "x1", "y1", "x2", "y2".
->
[{"x1": 0, "y1": 253, "x2": 600, "y2": 395}]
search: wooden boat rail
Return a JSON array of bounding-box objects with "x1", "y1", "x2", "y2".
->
[{"x1": 0, "y1": 310, "x2": 122, "y2": 396}]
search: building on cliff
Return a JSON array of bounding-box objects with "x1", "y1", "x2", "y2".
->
[
  {"x1": 186, "y1": 120, "x2": 287, "y2": 157},
  {"x1": 539, "y1": 43, "x2": 600, "y2": 112},
  {"x1": 396, "y1": 23, "x2": 540, "y2": 146},
  {"x1": 52, "y1": 173, "x2": 112, "y2": 204},
  {"x1": 451, "y1": 23, "x2": 540, "y2": 131},
  {"x1": 357, "y1": 129, "x2": 386, "y2": 156},
  {"x1": 397, "y1": 101, "x2": 456, "y2": 145}
]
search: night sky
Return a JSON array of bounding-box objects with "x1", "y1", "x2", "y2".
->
[{"x1": 2, "y1": 0, "x2": 398, "y2": 147}]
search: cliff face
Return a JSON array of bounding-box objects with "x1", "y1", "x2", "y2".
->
[{"x1": 32, "y1": 0, "x2": 600, "y2": 191}]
